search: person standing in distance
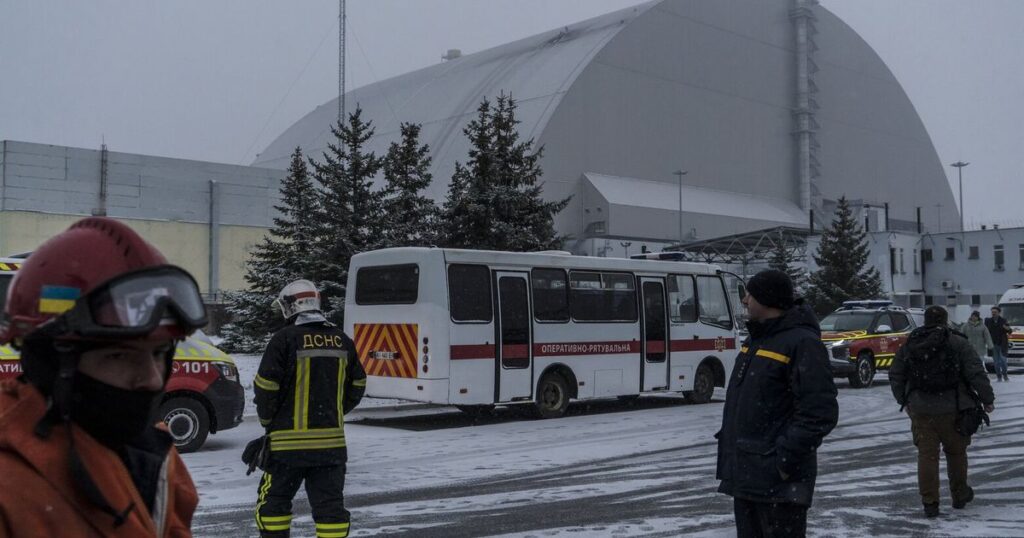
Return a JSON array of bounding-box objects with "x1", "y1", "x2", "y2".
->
[
  {"x1": 0, "y1": 217, "x2": 202, "y2": 536},
  {"x1": 253, "y1": 280, "x2": 366, "y2": 538},
  {"x1": 716, "y1": 269, "x2": 838, "y2": 538},
  {"x1": 889, "y1": 306, "x2": 994, "y2": 518},
  {"x1": 984, "y1": 306, "x2": 1013, "y2": 381}
]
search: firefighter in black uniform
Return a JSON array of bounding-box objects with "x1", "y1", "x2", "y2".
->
[{"x1": 253, "y1": 279, "x2": 366, "y2": 538}]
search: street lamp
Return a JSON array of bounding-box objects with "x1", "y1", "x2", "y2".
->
[
  {"x1": 673, "y1": 170, "x2": 688, "y2": 245},
  {"x1": 950, "y1": 161, "x2": 969, "y2": 233},
  {"x1": 619, "y1": 241, "x2": 632, "y2": 258}
]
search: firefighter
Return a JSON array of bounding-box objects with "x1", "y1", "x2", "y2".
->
[
  {"x1": 253, "y1": 279, "x2": 366, "y2": 538},
  {"x1": 0, "y1": 217, "x2": 203, "y2": 536}
]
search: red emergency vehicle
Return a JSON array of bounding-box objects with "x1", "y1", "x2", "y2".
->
[
  {"x1": 1, "y1": 256, "x2": 243, "y2": 452},
  {"x1": 820, "y1": 301, "x2": 917, "y2": 388}
]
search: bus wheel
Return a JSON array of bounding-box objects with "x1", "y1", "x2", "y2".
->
[
  {"x1": 535, "y1": 373, "x2": 570, "y2": 419},
  {"x1": 848, "y1": 352, "x2": 875, "y2": 388},
  {"x1": 685, "y1": 364, "x2": 715, "y2": 404},
  {"x1": 160, "y1": 397, "x2": 209, "y2": 454},
  {"x1": 456, "y1": 405, "x2": 495, "y2": 418}
]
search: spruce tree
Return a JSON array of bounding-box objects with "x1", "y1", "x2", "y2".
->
[
  {"x1": 441, "y1": 93, "x2": 569, "y2": 251},
  {"x1": 308, "y1": 107, "x2": 385, "y2": 324},
  {"x1": 382, "y1": 122, "x2": 438, "y2": 247},
  {"x1": 767, "y1": 230, "x2": 807, "y2": 294},
  {"x1": 805, "y1": 196, "x2": 885, "y2": 316},
  {"x1": 221, "y1": 147, "x2": 319, "y2": 352}
]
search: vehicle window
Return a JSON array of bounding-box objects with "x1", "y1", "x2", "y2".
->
[
  {"x1": 1001, "y1": 304, "x2": 1024, "y2": 326},
  {"x1": 667, "y1": 274, "x2": 698, "y2": 323},
  {"x1": 696, "y1": 276, "x2": 732, "y2": 330},
  {"x1": 355, "y1": 264, "x2": 419, "y2": 305},
  {"x1": 874, "y1": 313, "x2": 894, "y2": 332},
  {"x1": 448, "y1": 264, "x2": 492, "y2": 322},
  {"x1": 890, "y1": 313, "x2": 911, "y2": 332},
  {"x1": 0, "y1": 275, "x2": 11, "y2": 316},
  {"x1": 531, "y1": 268, "x2": 569, "y2": 322},
  {"x1": 569, "y1": 271, "x2": 637, "y2": 322},
  {"x1": 819, "y1": 312, "x2": 875, "y2": 331}
]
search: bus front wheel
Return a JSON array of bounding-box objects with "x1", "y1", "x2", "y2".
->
[
  {"x1": 535, "y1": 373, "x2": 570, "y2": 419},
  {"x1": 685, "y1": 363, "x2": 715, "y2": 404}
]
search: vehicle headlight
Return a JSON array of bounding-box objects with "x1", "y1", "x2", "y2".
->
[
  {"x1": 827, "y1": 339, "x2": 847, "y2": 348},
  {"x1": 213, "y1": 361, "x2": 239, "y2": 382}
]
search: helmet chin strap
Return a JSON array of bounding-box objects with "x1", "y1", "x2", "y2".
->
[{"x1": 32, "y1": 342, "x2": 136, "y2": 528}]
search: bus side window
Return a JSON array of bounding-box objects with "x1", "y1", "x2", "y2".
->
[
  {"x1": 696, "y1": 276, "x2": 733, "y2": 330},
  {"x1": 531, "y1": 268, "x2": 569, "y2": 322},
  {"x1": 668, "y1": 275, "x2": 698, "y2": 323},
  {"x1": 448, "y1": 264, "x2": 492, "y2": 323}
]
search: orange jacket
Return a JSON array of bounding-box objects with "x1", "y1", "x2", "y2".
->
[{"x1": 0, "y1": 380, "x2": 198, "y2": 537}]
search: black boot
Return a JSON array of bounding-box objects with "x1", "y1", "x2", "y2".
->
[
  {"x1": 924, "y1": 503, "x2": 940, "y2": 518},
  {"x1": 953, "y1": 487, "x2": 975, "y2": 509}
]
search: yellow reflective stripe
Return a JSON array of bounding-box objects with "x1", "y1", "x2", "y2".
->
[
  {"x1": 338, "y1": 355, "x2": 345, "y2": 424},
  {"x1": 318, "y1": 532, "x2": 349, "y2": 538},
  {"x1": 755, "y1": 349, "x2": 791, "y2": 365},
  {"x1": 254, "y1": 473, "x2": 273, "y2": 530},
  {"x1": 352, "y1": 378, "x2": 366, "y2": 387},
  {"x1": 269, "y1": 428, "x2": 344, "y2": 441},
  {"x1": 264, "y1": 523, "x2": 291, "y2": 531},
  {"x1": 259, "y1": 418, "x2": 271, "y2": 427},
  {"x1": 270, "y1": 438, "x2": 347, "y2": 451},
  {"x1": 255, "y1": 375, "x2": 280, "y2": 391},
  {"x1": 292, "y1": 357, "x2": 312, "y2": 430},
  {"x1": 317, "y1": 523, "x2": 350, "y2": 530},
  {"x1": 261, "y1": 515, "x2": 292, "y2": 523},
  {"x1": 740, "y1": 346, "x2": 749, "y2": 353}
]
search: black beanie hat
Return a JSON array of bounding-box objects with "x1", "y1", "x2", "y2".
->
[
  {"x1": 924, "y1": 305, "x2": 948, "y2": 327},
  {"x1": 745, "y1": 269, "x2": 795, "y2": 310}
]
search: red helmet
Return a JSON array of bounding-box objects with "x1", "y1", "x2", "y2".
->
[{"x1": 0, "y1": 217, "x2": 207, "y2": 344}]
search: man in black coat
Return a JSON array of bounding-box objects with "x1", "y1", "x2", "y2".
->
[
  {"x1": 984, "y1": 306, "x2": 1013, "y2": 381},
  {"x1": 716, "y1": 270, "x2": 839, "y2": 537}
]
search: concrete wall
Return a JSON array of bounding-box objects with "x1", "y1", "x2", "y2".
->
[
  {"x1": 0, "y1": 211, "x2": 265, "y2": 293},
  {"x1": 922, "y1": 228, "x2": 1024, "y2": 310},
  {"x1": 0, "y1": 141, "x2": 285, "y2": 293}
]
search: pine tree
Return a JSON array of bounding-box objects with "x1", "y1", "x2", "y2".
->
[
  {"x1": 767, "y1": 230, "x2": 807, "y2": 294},
  {"x1": 440, "y1": 93, "x2": 569, "y2": 251},
  {"x1": 382, "y1": 122, "x2": 438, "y2": 247},
  {"x1": 308, "y1": 107, "x2": 385, "y2": 324},
  {"x1": 221, "y1": 147, "x2": 319, "y2": 352},
  {"x1": 805, "y1": 196, "x2": 885, "y2": 316}
]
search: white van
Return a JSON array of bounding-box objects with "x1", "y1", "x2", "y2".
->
[{"x1": 996, "y1": 284, "x2": 1024, "y2": 366}]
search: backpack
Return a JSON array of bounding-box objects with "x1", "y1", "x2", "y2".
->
[{"x1": 905, "y1": 326, "x2": 961, "y2": 393}]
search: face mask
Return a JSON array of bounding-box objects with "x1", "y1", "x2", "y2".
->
[{"x1": 69, "y1": 373, "x2": 163, "y2": 448}]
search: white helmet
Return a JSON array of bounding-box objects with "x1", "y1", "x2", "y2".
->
[{"x1": 274, "y1": 279, "x2": 321, "y2": 319}]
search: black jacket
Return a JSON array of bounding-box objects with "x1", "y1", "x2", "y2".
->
[
  {"x1": 889, "y1": 326, "x2": 994, "y2": 416},
  {"x1": 254, "y1": 320, "x2": 367, "y2": 466},
  {"x1": 985, "y1": 316, "x2": 1012, "y2": 353},
  {"x1": 716, "y1": 304, "x2": 839, "y2": 506}
]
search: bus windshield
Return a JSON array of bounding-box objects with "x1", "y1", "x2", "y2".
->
[
  {"x1": 999, "y1": 303, "x2": 1024, "y2": 326},
  {"x1": 819, "y1": 311, "x2": 875, "y2": 332}
]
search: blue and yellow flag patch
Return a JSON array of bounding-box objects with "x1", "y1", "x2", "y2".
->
[{"x1": 39, "y1": 286, "x2": 81, "y2": 314}]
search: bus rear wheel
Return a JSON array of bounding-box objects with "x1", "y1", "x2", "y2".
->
[
  {"x1": 535, "y1": 373, "x2": 570, "y2": 419},
  {"x1": 685, "y1": 363, "x2": 715, "y2": 404}
]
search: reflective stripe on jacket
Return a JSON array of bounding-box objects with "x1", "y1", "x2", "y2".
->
[{"x1": 0, "y1": 380, "x2": 198, "y2": 537}]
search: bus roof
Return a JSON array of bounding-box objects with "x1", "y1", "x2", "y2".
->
[{"x1": 351, "y1": 247, "x2": 723, "y2": 275}]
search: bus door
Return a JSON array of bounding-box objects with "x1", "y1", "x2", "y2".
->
[
  {"x1": 640, "y1": 277, "x2": 669, "y2": 391},
  {"x1": 495, "y1": 271, "x2": 533, "y2": 402}
]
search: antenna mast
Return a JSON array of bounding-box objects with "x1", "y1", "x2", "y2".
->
[{"x1": 338, "y1": 0, "x2": 346, "y2": 126}]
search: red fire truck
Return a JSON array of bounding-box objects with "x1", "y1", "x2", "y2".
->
[{"x1": 1, "y1": 256, "x2": 243, "y2": 452}]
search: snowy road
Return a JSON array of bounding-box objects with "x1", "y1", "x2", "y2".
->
[{"x1": 184, "y1": 362, "x2": 1024, "y2": 537}]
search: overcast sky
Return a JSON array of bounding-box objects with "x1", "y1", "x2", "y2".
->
[{"x1": 1, "y1": 1, "x2": 1021, "y2": 228}]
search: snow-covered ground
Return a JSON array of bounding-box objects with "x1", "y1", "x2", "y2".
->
[{"x1": 184, "y1": 356, "x2": 1024, "y2": 537}]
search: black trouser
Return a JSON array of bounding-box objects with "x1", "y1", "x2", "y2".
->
[
  {"x1": 734, "y1": 498, "x2": 808, "y2": 538},
  {"x1": 255, "y1": 463, "x2": 350, "y2": 538}
]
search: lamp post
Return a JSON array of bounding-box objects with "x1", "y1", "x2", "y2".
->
[
  {"x1": 950, "y1": 161, "x2": 969, "y2": 233},
  {"x1": 619, "y1": 241, "x2": 632, "y2": 258},
  {"x1": 673, "y1": 170, "x2": 688, "y2": 245}
]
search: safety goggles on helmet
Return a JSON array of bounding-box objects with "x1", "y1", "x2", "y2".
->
[{"x1": 48, "y1": 265, "x2": 207, "y2": 340}]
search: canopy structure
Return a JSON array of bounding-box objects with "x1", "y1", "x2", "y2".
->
[{"x1": 667, "y1": 226, "x2": 815, "y2": 266}]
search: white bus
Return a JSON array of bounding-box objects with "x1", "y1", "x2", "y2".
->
[{"x1": 344, "y1": 248, "x2": 738, "y2": 418}]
